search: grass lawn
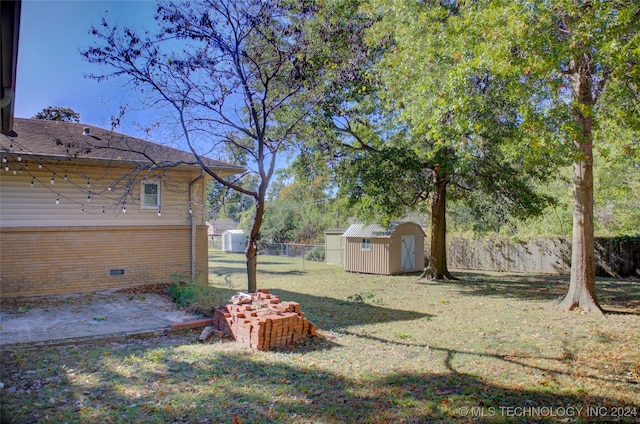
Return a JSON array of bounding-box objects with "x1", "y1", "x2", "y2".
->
[{"x1": 1, "y1": 252, "x2": 639, "y2": 423}]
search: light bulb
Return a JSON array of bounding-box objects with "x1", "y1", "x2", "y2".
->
[
  {"x1": 38, "y1": 162, "x2": 43, "y2": 169},
  {"x1": 64, "y1": 172, "x2": 68, "y2": 181},
  {"x1": 122, "y1": 204, "x2": 127, "y2": 214},
  {"x1": 2, "y1": 156, "x2": 6, "y2": 163},
  {"x1": 157, "y1": 209, "x2": 162, "y2": 217},
  {"x1": 30, "y1": 179, "x2": 34, "y2": 188},
  {"x1": 17, "y1": 154, "x2": 21, "y2": 162},
  {"x1": 13, "y1": 167, "x2": 16, "y2": 175},
  {"x1": 87, "y1": 192, "x2": 91, "y2": 203},
  {"x1": 51, "y1": 174, "x2": 55, "y2": 185},
  {"x1": 81, "y1": 205, "x2": 84, "y2": 213},
  {"x1": 107, "y1": 183, "x2": 112, "y2": 191},
  {"x1": 55, "y1": 196, "x2": 60, "y2": 205},
  {"x1": 4, "y1": 165, "x2": 8, "y2": 172}
]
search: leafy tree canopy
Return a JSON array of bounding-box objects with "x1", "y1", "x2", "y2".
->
[{"x1": 32, "y1": 106, "x2": 80, "y2": 123}]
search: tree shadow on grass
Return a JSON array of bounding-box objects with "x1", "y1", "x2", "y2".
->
[
  {"x1": 2, "y1": 340, "x2": 637, "y2": 423},
  {"x1": 205, "y1": 286, "x2": 432, "y2": 332},
  {"x1": 421, "y1": 271, "x2": 640, "y2": 314}
]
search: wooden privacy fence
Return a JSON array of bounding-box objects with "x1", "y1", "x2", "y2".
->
[{"x1": 444, "y1": 236, "x2": 640, "y2": 278}]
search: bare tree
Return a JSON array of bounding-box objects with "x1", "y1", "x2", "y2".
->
[{"x1": 83, "y1": 0, "x2": 323, "y2": 292}]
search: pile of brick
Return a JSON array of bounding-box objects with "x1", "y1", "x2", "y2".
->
[{"x1": 212, "y1": 289, "x2": 317, "y2": 351}]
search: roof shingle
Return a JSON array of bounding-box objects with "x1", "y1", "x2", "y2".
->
[{"x1": 0, "y1": 118, "x2": 243, "y2": 176}]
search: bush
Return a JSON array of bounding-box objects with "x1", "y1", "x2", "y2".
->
[
  {"x1": 305, "y1": 246, "x2": 325, "y2": 262},
  {"x1": 166, "y1": 281, "x2": 219, "y2": 315}
]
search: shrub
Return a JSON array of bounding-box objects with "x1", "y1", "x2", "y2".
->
[
  {"x1": 166, "y1": 281, "x2": 219, "y2": 315},
  {"x1": 305, "y1": 246, "x2": 325, "y2": 262}
]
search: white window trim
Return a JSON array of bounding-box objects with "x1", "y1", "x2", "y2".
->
[
  {"x1": 361, "y1": 238, "x2": 371, "y2": 251},
  {"x1": 140, "y1": 181, "x2": 161, "y2": 210}
]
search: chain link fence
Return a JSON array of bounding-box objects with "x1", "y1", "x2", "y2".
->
[{"x1": 208, "y1": 237, "x2": 325, "y2": 262}]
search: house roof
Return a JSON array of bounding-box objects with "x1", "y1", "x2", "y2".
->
[
  {"x1": 342, "y1": 222, "x2": 425, "y2": 238},
  {"x1": 207, "y1": 219, "x2": 238, "y2": 236},
  {"x1": 0, "y1": 118, "x2": 244, "y2": 176}
]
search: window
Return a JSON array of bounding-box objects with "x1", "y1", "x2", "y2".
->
[
  {"x1": 141, "y1": 181, "x2": 160, "y2": 209},
  {"x1": 361, "y1": 238, "x2": 371, "y2": 251}
]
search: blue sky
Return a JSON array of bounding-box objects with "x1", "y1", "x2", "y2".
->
[{"x1": 15, "y1": 0, "x2": 158, "y2": 137}]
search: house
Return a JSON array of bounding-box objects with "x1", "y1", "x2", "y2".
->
[
  {"x1": 343, "y1": 222, "x2": 425, "y2": 275},
  {"x1": 221, "y1": 229, "x2": 247, "y2": 253},
  {"x1": 207, "y1": 219, "x2": 238, "y2": 238},
  {"x1": 0, "y1": 118, "x2": 243, "y2": 297}
]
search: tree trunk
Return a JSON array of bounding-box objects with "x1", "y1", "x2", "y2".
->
[
  {"x1": 245, "y1": 196, "x2": 265, "y2": 293},
  {"x1": 420, "y1": 172, "x2": 456, "y2": 280},
  {"x1": 558, "y1": 58, "x2": 603, "y2": 314}
]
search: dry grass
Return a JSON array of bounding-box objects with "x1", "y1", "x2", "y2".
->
[{"x1": 1, "y1": 252, "x2": 639, "y2": 423}]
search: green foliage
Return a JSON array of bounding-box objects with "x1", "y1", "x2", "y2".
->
[
  {"x1": 166, "y1": 280, "x2": 219, "y2": 315},
  {"x1": 32, "y1": 106, "x2": 80, "y2": 123},
  {"x1": 304, "y1": 246, "x2": 325, "y2": 262}
]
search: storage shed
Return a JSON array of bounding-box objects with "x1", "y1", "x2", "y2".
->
[
  {"x1": 222, "y1": 230, "x2": 247, "y2": 253},
  {"x1": 343, "y1": 222, "x2": 425, "y2": 275},
  {"x1": 324, "y1": 228, "x2": 347, "y2": 266}
]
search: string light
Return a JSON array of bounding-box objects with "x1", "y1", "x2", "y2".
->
[
  {"x1": 107, "y1": 183, "x2": 112, "y2": 191},
  {"x1": 4, "y1": 164, "x2": 8, "y2": 172},
  {"x1": 30, "y1": 178, "x2": 34, "y2": 188},
  {"x1": 25, "y1": 161, "x2": 28, "y2": 170},
  {"x1": 81, "y1": 204, "x2": 84, "y2": 213},
  {"x1": 188, "y1": 203, "x2": 193, "y2": 214},
  {"x1": 87, "y1": 192, "x2": 91, "y2": 203},
  {"x1": 38, "y1": 162, "x2": 43, "y2": 169},
  {"x1": 64, "y1": 172, "x2": 68, "y2": 181},
  {"x1": 12, "y1": 167, "x2": 17, "y2": 175},
  {"x1": 157, "y1": 209, "x2": 162, "y2": 217},
  {"x1": 55, "y1": 195, "x2": 60, "y2": 205},
  {"x1": 86, "y1": 179, "x2": 90, "y2": 188},
  {"x1": 122, "y1": 203, "x2": 127, "y2": 214},
  {"x1": 2, "y1": 155, "x2": 6, "y2": 163},
  {"x1": 19, "y1": 165, "x2": 22, "y2": 174},
  {"x1": 51, "y1": 173, "x2": 55, "y2": 185},
  {"x1": 9, "y1": 143, "x2": 13, "y2": 153},
  {"x1": 102, "y1": 206, "x2": 105, "y2": 214},
  {"x1": 17, "y1": 154, "x2": 21, "y2": 162}
]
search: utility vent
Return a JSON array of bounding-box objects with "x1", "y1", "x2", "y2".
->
[{"x1": 109, "y1": 269, "x2": 125, "y2": 276}]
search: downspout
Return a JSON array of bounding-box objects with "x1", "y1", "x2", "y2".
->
[{"x1": 188, "y1": 171, "x2": 204, "y2": 284}]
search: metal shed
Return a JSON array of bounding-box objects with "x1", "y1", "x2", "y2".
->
[
  {"x1": 343, "y1": 222, "x2": 425, "y2": 275},
  {"x1": 324, "y1": 227, "x2": 347, "y2": 266},
  {"x1": 221, "y1": 230, "x2": 247, "y2": 253}
]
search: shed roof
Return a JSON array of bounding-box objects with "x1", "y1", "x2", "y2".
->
[
  {"x1": 343, "y1": 222, "x2": 412, "y2": 239},
  {"x1": 0, "y1": 118, "x2": 244, "y2": 176}
]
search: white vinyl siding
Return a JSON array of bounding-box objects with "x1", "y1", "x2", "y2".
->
[{"x1": 0, "y1": 164, "x2": 208, "y2": 227}]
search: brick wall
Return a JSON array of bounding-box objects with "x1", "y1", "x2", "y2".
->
[{"x1": 0, "y1": 225, "x2": 209, "y2": 297}]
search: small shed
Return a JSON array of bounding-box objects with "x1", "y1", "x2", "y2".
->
[
  {"x1": 343, "y1": 222, "x2": 425, "y2": 275},
  {"x1": 324, "y1": 227, "x2": 347, "y2": 266},
  {"x1": 222, "y1": 230, "x2": 247, "y2": 253}
]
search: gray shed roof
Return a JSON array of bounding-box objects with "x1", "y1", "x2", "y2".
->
[{"x1": 343, "y1": 222, "x2": 404, "y2": 238}]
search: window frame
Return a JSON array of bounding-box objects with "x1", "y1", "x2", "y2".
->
[
  {"x1": 140, "y1": 181, "x2": 161, "y2": 210},
  {"x1": 361, "y1": 238, "x2": 372, "y2": 251}
]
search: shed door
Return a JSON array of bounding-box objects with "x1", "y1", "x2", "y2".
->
[{"x1": 401, "y1": 236, "x2": 415, "y2": 271}]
